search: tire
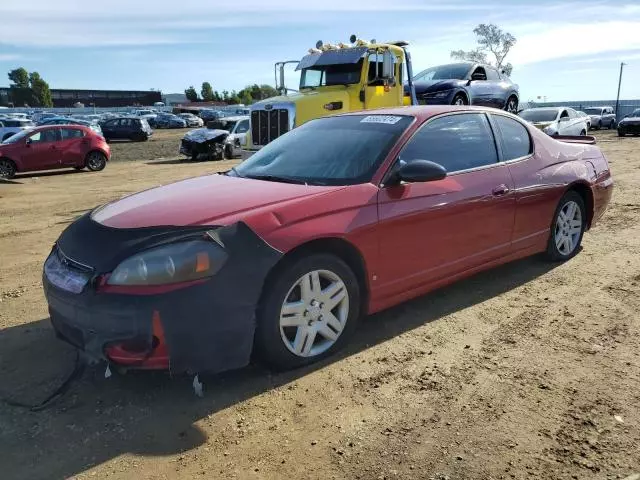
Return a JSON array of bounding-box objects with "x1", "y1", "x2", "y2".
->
[
  {"x1": 132, "y1": 133, "x2": 147, "y2": 142},
  {"x1": 618, "y1": 129, "x2": 626, "y2": 137},
  {"x1": 254, "y1": 253, "x2": 361, "y2": 370},
  {"x1": 596, "y1": 120, "x2": 602, "y2": 130},
  {"x1": 609, "y1": 119, "x2": 616, "y2": 129},
  {"x1": 451, "y1": 93, "x2": 468, "y2": 106},
  {"x1": 545, "y1": 191, "x2": 586, "y2": 262},
  {"x1": 505, "y1": 96, "x2": 518, "y2": 114},
  {"x1": 580, "y1": 129, "x2": 586, "y2": 136},
  {"x1": 224, "y1": 144, "x2": 234, "y2": 159},
  {"x1": 85, "y1": 151, "x2": 107, "y2": 172},
  {"x1": 0, "y1": 158, "x2": 17, "y2": 179}
]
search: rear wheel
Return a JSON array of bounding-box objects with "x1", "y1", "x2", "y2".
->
[
  {"x1": 0, "y1": 158, "x2": 16, "y2": 179},
  {"x1": 580, "y1": 129, "x2": 586, "y2": 136},
  {"x1": 451, "y1": 93, "x2": 468, "y2": 106},
  {"x1": 609, "y1": 119, "x2": 616, "y2": 129},
  {"x1": 224, "y1": 144, "x2": 234, "y2": 159},
  {"x1": 618, "y1": 129, "x2": 626, "y2": 137},
  {"x1": 86, "y1": 151, "x2": 107, "y2": 172},
  {"x1": 545, "y1": 191, "x2": 586, "y2": 261},
  {"x1": 255, "y1": 254, "x2": 360, "y2": 370}
]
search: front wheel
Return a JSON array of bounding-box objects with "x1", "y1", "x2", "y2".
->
[
  {"x1": 85, "y1": 151, "x2": 107, "y2": 171},
  {"x1": 451, "y1": 93, "x2": 468, "y2": 106},
  {"x1": 254, "y1": 254, "x2": 360, "y2": 370},
  {"x1": 505, "y1": 96, "x2": 518, "y2": 114},
  {"x1": 545, "y1": 191, "x2": 586, "y2": 262},
  {"x1": 618, "y1": 129, "x2": 626, "y2": 137},
  {"x1": 580, "y1": 129, "x2": 586, "y2": 136},
  {"x1": 0, "y1": 158, "x2": 17, "y2": 179}
]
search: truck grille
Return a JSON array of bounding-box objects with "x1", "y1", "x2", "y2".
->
[{"x1": 251, "y1": 109, "x2": 289, "y2": 146}]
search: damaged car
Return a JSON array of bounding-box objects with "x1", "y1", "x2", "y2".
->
[
  {"x1": 179, "y1": 128, "x2": 230, "y2": 161},
  {"x1": 42, "y1": 107, "x2": 613, "y2": 376}
]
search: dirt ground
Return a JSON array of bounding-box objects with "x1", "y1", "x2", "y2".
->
[
  {"x1": 0, "y1": 130, "x2": 638, "y2": 480},
  {"x1": 107, "y1": 128, "x2": 187, "y2": 163}
]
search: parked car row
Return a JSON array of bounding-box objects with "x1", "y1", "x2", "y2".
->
[{"x1": 519, "y1": 107, "x2": 589, "y2": 137}]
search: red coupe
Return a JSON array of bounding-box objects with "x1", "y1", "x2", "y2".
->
[
  {"x1": 0, "y1": 125, "x2": 110, "y2": 179},
  {"x1": 42, "y1": 106, "x2": 613, "y2": 375}
]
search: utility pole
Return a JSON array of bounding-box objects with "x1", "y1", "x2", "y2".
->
[{"x1": 615, "y1": 62, "x2": 626, "y2": 121}]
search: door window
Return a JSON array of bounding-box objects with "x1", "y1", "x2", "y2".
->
[
  {"x1": 492, "y1": 115, "x2": 532, "y2": 160},
  {"x1": 235, "y1": 120, "x2": 249, "y2": 134},
  {"x1": 29, "y1": 130, "x2": 58, "y2": 144},
  {"x1": 399, "y1": 113, "x2": 498, "y2": 173},
  {"x1": 471, "y1": 66, "x2": 487, "y2": 80},
  {"x1": 60, "y1": 128, "x2": 85, "y2": 140}
]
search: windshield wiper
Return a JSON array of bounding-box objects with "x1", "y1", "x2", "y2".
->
[{"x1": 244, "y1": 174, "x2": 308, "y2": 185}]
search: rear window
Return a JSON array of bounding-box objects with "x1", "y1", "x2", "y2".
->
[
  {"x1": 519, "y1": 109, "x2": 558, "y2": 122},
  {"x1": 492, "y1": 115, "x2": 532, "y2": 161}
]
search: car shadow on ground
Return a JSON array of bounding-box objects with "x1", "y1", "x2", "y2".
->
[
  {"x1": 145, "y1": 158, "x2": 192, "y2": 165},
  {"x1": 15, "y1": 169, "x2": 87, "y2": 180},
  {"x1": 0, "y1": 256, "x2": 558, "y2": 480},
  {"x1": 0, "y1": 178, "x2": 23, "y2": 185}
]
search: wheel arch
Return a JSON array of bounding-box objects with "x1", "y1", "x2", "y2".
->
[
  {"x1": 454, "y1": 89, "x2": 470, "y2": 104},
  {"x1": 566, "y1": 181, "x2": 594, "y2": 229},
  {"x1": 85, "y1": 148, "x2": 109, "y2": 162},
  {"x1": 262, "y1": 237, "x2": 371, "y2": 315}
]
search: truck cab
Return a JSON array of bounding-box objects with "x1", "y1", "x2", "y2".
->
[{"x1": 247, "y1": 37, "x2": 416, "y2": 149}]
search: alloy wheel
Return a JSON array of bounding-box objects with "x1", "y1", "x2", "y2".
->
[
  {"x1": 554, "y1": 200, "x2": 582, "y2": 256},
  {"x1": 87, "y1": 152, "x2": 105, "y2": 171},
  {"x1": 279, "y1": 269, "x2": 349, "y2": 358},
  {"x1": 0, "y1": 159, "x2": 15, "y2": 179},
  {"x1": 454, "y1": 97, "x2": 466, "y2": 106}
]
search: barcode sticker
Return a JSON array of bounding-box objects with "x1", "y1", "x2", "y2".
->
[{"x1": 360, "y1": 115, "x2": 403, "y2": 125}]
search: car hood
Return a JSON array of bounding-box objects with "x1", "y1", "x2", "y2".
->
[
  {"x1": 91, "y1": 173, "x2": 346, "y2": 229},
  {"x1": 620, "y1": 115, "x2": 640, "y2": 123},
  {"x1": 406, "y1": 79, "x2": 465, "y2": 95}
]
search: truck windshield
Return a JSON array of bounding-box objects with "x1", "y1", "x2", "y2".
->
[
  {"x1": 300, "y1": 60, "x2": 364, "y2": 88},
  {"x1": 229, "y1": 114, "x2": 413, "y2": 186}
]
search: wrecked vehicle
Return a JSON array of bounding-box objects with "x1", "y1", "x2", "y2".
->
[
  {"x1": 42, "y1": 107, "x2": 612, "y2": 378},
  {"x1": 179, "y1": 128, "x2": 230, "y2": 161}
]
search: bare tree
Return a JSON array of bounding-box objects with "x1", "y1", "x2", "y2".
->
[{"x1": 450, "y1": 24, "x2": 516, "y2": 76}]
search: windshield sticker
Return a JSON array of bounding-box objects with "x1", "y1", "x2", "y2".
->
[{"x1": 360, "y1": 115, "x2": 403, "y2": 125}]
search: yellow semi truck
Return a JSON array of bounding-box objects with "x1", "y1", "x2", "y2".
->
[{"x1": 246, "y1": 35, "x2": 418, "y2": 150}]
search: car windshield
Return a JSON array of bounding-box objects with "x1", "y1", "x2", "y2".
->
[
  {"x1": 209, "y1": 120, "x2": 238, "y2": 132},
  {"x1": 300, "y1": 60, "x2": 364, "y2": 88},
  {"x1": 2, "y1": 129, "x2": 32, "y2": 144},
  {"x1": 519, "y1": 109, "x2": 559, "y2": 122},
  {"x1": 414, "y1": 64, "x2": 471, "y2": 81},
  {"x1": 230, "y1": 114, "x2": 413, "y2": 186},
  {"x1": 583, "y1": 108, "x2": 603, "y2": 115},
  {"x1": 629, "y1": 109, "x2": 640, "y2": 117}
]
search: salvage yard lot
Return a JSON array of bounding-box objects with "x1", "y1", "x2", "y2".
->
[{"x1": 0, "y1": 131, "x2": 639, "y2": 479}]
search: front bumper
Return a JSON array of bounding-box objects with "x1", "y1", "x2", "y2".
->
[
  {"x1": 417, "y1": 90, "x2": 455, "y2": 105},
  {"x1": 618, "y1": 122, "x2": 640, "y2": 135},
  {"x1": 43, "y1": 219, "x2": 282, "y2": 374}
]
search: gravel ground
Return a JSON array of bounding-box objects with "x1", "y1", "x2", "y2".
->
[{"x1": 0, "y1": 130, "x2": 638, "y2": 480}]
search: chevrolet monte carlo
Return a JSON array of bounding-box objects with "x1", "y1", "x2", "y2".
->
[{"x1": 42, "y1": 106, "x2": 613, "y2": 375}]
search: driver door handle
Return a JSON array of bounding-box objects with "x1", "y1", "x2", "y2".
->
[{"x1": 492, "y1": 184, "x2": 510, "y2": 196}]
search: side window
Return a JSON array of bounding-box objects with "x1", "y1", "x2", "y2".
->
[
  {"x1": 485, "y1": 67, "x2": 500, "y2": 81},
  {"x1": 236, "y1": 120, "x2": 249, "y2": 134},
  {"x1": 121, "y1": 119, "x2": 132, "y2": 127},
  {"x1": 567, "y1": 109, "x2": 576, "y2": 118},
  {"x1": 29, "y1": 129, "x2": 58, "y2": 144},
  {"x1": 61, "y1": 128, "x2": 84, "y2": 140},
  {"x1": 560, "y1": 110, "x2": 569, "y2": 119},
  {"x1": 492, "y1": 115, "x2": 532, "y2": 161},
  {"x1": 399, "y1": 113, "x2": 498, "y2": 173},
  {"x1": 471, "y1": 66, "x2": 487, "y2": 80}
]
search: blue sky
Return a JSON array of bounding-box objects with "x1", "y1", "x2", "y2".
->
[{"x1": 1, "y1": 0, "x2": 639, "y2": 101}]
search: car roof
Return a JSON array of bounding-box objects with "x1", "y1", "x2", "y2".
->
[
  {"x1": 337, "y1": 105, "x2": 516, "y2": 122},
  {"x1": 220, "y1": 115, "x2": 249, "y2": 121}
]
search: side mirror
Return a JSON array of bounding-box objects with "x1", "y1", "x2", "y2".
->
[
  {"x1": 390, "y1": 160, "x2": 447, "y2": 184},
  {"x1": 25, "y1": 138, "x2": 33, "y2": 145},
  {"x1": 382, "y1": 50, "x2": 394, "y2": 80}
]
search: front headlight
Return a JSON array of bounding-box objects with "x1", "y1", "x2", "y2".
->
[
  {"x1": 427, "y1": 90, "x2": 450, "y2": 98},
  {"x1": 107, "y1": 239, "x2": 227, "y2": 286}
]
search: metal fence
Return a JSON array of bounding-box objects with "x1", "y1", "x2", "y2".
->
[{"x1": 530, "y1": 99, "x2": 640, "y2": 120}]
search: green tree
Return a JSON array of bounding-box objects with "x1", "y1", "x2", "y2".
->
[
  {"x1": 185, "y1": 86, "x2": 199, "y2": 102},
  {"x1": 201, "y1": 82, "x2": 214, "y2": 101},
  {"x1": 259, "y1": 84, "x2": 278, "y2": 99},
  {"x1": 238, "y1": 89, "x2": 253, "y2": 105},
  {"x1": 213, "y1": 91, "x2": 222, "y2": 102},
  {"x1": 451, "y1": 23, "x2": 516, "y2": 76},
  {"x1": 29, "y1": 72, "x2": 53, "y2": 107},
  {"x1": 222, "y1": 90, "x2": 229, "y2": 102},
  {"x1": 8, "y1": 67, "x2": 29, "y2": 88}
]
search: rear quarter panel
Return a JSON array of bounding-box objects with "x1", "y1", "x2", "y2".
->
[{"x1": 507, "y1": 127, "x2": 604, "y2": 251}]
